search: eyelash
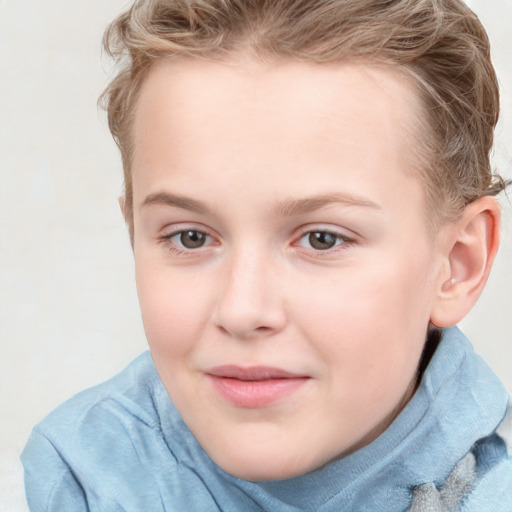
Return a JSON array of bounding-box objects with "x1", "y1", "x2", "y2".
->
[
  {"x1": 157, "y1": 227, "x2": 356, "y2": 256},
  {"x1": 158, "y1": 228, "x2": 216, "y2": 255},
  {"x1": 294, "y1": 229, "x2": 355, "y2": 254}
]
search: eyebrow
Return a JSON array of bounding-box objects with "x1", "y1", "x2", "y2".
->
[
  {"x1": 276, "y1": 193, "x2": 382, "y2": 217},
  {"x1": 141, "y1": 191, "x2": 381, "y2": 216},
  {"x1": 141, "y1": 192, "x2": 209, "y2": 214}
]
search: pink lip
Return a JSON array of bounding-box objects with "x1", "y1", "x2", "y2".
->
[{"x1": 206, "y1": 365, "x2": 310, "y2": 408}]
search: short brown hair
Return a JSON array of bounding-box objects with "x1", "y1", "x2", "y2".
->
[{"x1": 100, "y1": 0, "x2": 507, "y2": 238}]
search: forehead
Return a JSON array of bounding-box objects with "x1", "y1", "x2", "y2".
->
[
  {"x1": 134, "y1": 58, "x2": 420, "y2": 146},
  {"x1": 131, "y1": 58, "x2": 425, "y2": 217}
]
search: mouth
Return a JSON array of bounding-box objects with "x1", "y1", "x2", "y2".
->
[{"x1": 205, "y1": 365, "x2": 310, "y2": 408}]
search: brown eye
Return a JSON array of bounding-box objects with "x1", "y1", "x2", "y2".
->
[
  {"x1": 180, "y1": 230, "x2": 207, "y2": 249},
  {"x1": 307, "y1": 231, "x2": 340, "y2": 250}
]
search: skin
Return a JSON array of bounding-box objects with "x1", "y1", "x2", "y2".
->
[{"x1": 129, "y1": 58, "x2": 471, "y2": 481}]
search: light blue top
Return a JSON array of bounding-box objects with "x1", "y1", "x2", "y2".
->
[{"x1": 22, "y1": 327, "x2": 512, "y2": 511}]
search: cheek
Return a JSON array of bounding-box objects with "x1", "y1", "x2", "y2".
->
[
  {"x1": 295, "y1": 258, "x2": 431, "y2": 339},
  {"x1": 293, "y1": 251, "x2": 435, "y2": 393},
  {"x1": 135, "y1": 260, "x2": 213, "y2": 357}
]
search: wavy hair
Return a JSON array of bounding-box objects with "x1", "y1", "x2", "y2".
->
[{"x1": 100, "y1": 0, "x2": 507, "y2": 238}]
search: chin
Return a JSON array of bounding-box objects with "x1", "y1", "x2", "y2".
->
[
  {"x1": 221, "y1": 461, "x2": 305, "y2": 482},
  {"x1": 209, "y1": 445, "x2": 319, "y2": 482}
]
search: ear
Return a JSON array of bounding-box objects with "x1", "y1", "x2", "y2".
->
[{"x1": 430, "y1": 196, "x2": 501, "y2": 328}]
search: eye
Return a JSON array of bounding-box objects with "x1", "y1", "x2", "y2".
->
[
  {"x1": 160, "y1": 229, "x2": 214, "y2": 252},
  {"x1": 297, "y1": 230, "x2": 349, "y2": 251},
  {"x1": 176, "y1": 230, "x2": 208, "y2": 249}
]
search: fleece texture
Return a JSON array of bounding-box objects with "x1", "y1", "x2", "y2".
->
[{"x1": 22, "y1": 327, "x2": 512, "y2": 511}]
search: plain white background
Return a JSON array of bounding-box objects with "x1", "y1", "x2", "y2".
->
[{"x1": 1, "y1": 0, "x2": 510, "y2": 509}]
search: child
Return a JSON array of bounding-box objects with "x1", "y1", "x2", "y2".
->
[{"x1": 21, "y1": 0, "x2": 511, "y2": 510}]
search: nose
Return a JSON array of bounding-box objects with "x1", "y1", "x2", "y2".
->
[{"x1": 212, "y1": 248, "x2": 287, "y2": 339}]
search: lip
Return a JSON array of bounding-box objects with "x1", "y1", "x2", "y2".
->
[{"x1": 205, "y1": 365, "x2": 310, "y2": 408}]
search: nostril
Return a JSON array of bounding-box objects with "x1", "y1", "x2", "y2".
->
[
  {"x1": 255, "y1": 326, "x2": 272, "y2": 333},
  {"x1": 217, "y1": 325, "x2": 230, "y2": 336},
  {"x1": 215, "y1": 322, "x2": 277, "y2": 339}
]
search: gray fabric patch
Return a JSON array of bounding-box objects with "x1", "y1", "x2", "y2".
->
[
  {"x1": 408, "y1": 452, "x2": 476, "y2": 512},
  {"x1": 495, "y1": 399, "x2": 512, "y2": 457},
  {"x1": 408, "y1": 483, "x2": 444, "y2": 512}
]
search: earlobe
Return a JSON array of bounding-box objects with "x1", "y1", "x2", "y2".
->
[{"x1": 430, "y1": 197, "x2": 500, "y2": 328}]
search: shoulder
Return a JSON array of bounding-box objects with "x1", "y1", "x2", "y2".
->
[
  {"x1": 21, "y1": 351, "x2": 175, "y2": 511},
  {"x1": 462, "y1": 443, "x2": 512, "y2": 511},
  {"x1": 405, "y1": 328, "x2": 512, "y2": 511},
  {"x1": 32, "y1": 351, "x2": 160, "y2": 436},
  {"x1": 462, "y1": 400, "x2": 512, "y2": 511},
  {"x1": 407, "y1": 398, "x2": 512, "y2": 512}
]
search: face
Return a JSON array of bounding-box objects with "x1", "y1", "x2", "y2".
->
[{"x1": 131, "y1": 58, "x2": 444, "y2": 481}]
